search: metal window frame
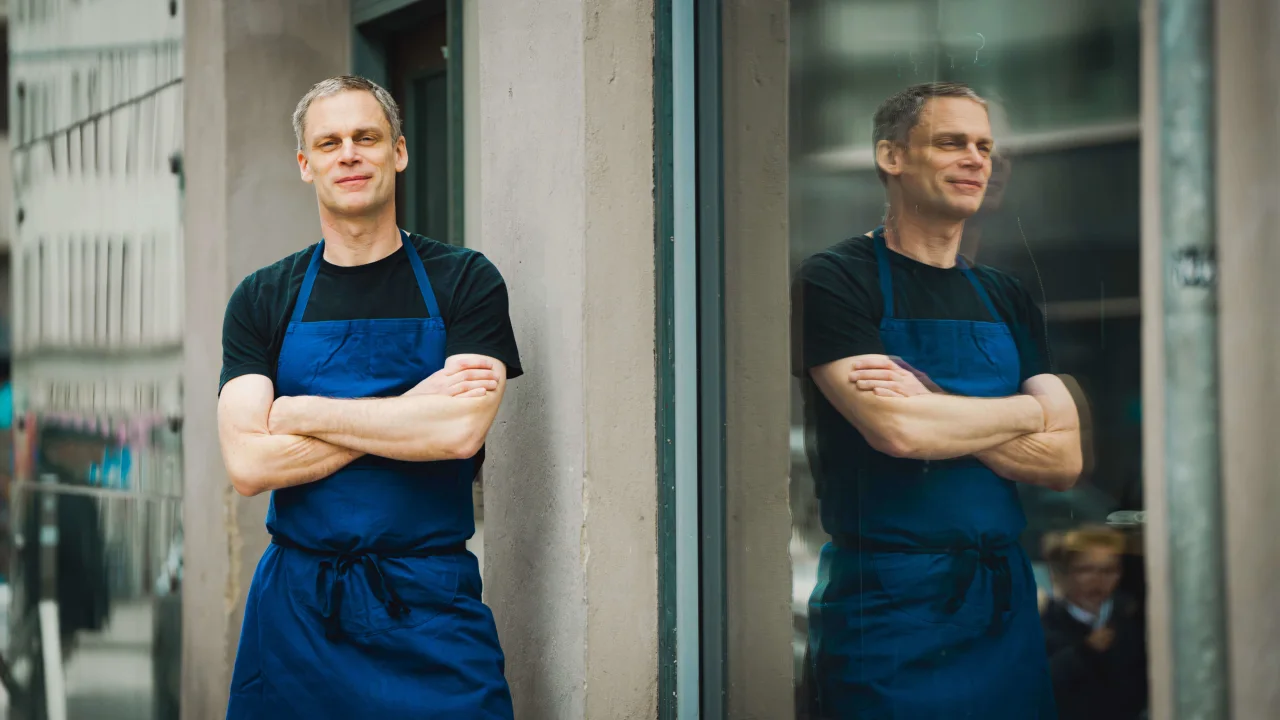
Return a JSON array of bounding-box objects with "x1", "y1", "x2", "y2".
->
[{"x1": 658, "y1": 1, "x2": 726, "y2": 718}]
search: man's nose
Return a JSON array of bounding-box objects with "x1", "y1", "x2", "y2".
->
[{"x1": 338, "y1": 139, "x2": 360, "y2": 162}]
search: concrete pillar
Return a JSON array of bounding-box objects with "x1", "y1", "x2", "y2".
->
[
  {"x1": 181, "y1": 1, "x2": 349, "y2": 717},
  {"x1": 1215, "y1": 0, "x2": 1280, "y2": 715},
  {"x1": 722, "y1": 1, "x2": 794, "y2": 717},
  {"x1": 1144, "y1": 0, "x2": 1280, "y2": 717},
  {"x1": 474, "y1": 1, "x2": 658, "y2": 718},
  {"x1": 1138, "y1": 2, "x2": 1172, "y2": 718}
]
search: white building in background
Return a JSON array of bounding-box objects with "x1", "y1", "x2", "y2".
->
[
  {"x1": 3, "y1": 1, "x2": 185, "y2": 717},
  {"x1": 9, "y1": 0, "x2": 183, "y2": 430}
]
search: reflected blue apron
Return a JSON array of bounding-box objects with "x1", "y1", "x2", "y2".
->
[
  {"x1": 807, "y1": 229, "x2": 1056, "y2": 719},
  {"x1": 227, "y1": 232, "x2": 514, "y2": 719}
]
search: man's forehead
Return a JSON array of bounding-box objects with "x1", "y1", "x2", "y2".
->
[
  {"x1": 305, "y1": 91, "x2": 388, "y2": 136},
  {"x1": 913, "y1": 97, "x2": 991, "y2": 136}
]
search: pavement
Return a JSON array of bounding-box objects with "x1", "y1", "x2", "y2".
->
[{"x1": 0, "y1": 588, "x2": 157, "y2": 720}]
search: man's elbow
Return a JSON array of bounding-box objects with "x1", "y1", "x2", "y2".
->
[
  {"x1": 1048, "y1": 459, "x2": 1084, "y2": 492},
  {"x1": 863, "y1": 416, "x2": 923, "y2": 460},
  {"x1": 221, "y1": 451, "x2": 267, "y2": 497},
  {"x1": 226, "y1": 466, "x2": 267, "y2": 497},
  {"x1": 437, "y1": 415, "x2": 491, "y2": 461}
]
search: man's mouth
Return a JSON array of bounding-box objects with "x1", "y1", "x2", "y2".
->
[{"x1": 337, "y1": 175, "x2": 372, "y2": 185}]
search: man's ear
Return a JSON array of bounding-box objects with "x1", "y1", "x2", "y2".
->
[{"x1": 875, "y1": 139, "x2": 904, "y2": 179}]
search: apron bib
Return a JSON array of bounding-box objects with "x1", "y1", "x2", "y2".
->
[
  {"x1": 226, "y1": 232, "x2": 513, "y2": 720},
  {"x1": 807, "y1": 229, "x2": 1056, "y2": 719}
]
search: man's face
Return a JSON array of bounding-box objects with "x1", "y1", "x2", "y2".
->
[
  {"x1": 1063, "y1": 548, "x2": 1122, "y2": 614},
  {"x1": 878, "y1": 97, "x2": 994, "y2": 221},
  {"x1": 298, "y1": 90, "x2": 407, "y2": 218}
]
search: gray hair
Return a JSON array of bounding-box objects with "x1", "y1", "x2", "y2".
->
[
  {"x1": 292, "y1": 75, "x2": 403, "y2": 152},
  {"x1": 872, "y1": 81, "x2": 987, "y2": 184}
]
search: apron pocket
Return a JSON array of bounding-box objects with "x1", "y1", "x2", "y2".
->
[
  {"x1": 871, "y1": 552, "x2": 989, "y2": 629},
  {"x1": 346, "y1": 555, "x2": 462, "y2": 638}
]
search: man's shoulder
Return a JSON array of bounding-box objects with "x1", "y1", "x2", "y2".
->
[
  {"x1": 969, "y1": 262, "x2": 1035, "y2": 304},
  {"x1": 796, "y1": 235, "x2": 877, "y2": 281},
  {"x1": 407, "y1": 233, "x2": 503, "y2": 281},
  {"x1": 241, "y1": 244, "x2": 315, "y2": 290}
]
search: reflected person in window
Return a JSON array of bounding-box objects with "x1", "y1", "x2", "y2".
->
[
  {"x1": 792, "y1": 82, "x2": 1083, "y2": 719},
  {"x1": 217, "y1": 76, "x2": 520, "y2": 719},
  {"x1": 1042, "y1": 526, "x2": 1148, "y2": 720}
]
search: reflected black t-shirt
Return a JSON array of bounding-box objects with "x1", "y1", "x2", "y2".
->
[
  {"x1": 219, "y1": 233, "x2": 523, "y2": 393},
  {"x1": 791, "y1": 234, "x2": 1051, "y2": 517}
]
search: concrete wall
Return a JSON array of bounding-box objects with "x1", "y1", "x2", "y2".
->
[
  {"x1": 722, "y1": 1, "x2": 795, "y2": 717},
  {"x1": 181, "y1": 1, "x2": 349, "y2": 717},
  {"x1": 1215, "y1": 0, "x2": 1280, "y2": 715},
  {"x1": 1143, "y1": 0, "x2": 1280, "y2": 717},
  {"x1": 475, "y1": 1, "x2": 658, "y2": 718}
]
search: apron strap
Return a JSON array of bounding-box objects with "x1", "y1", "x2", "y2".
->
[
  {"x1": 872, "y1": 227, "x2": 896, "y2": 319},
  {"x1": 289, "y1": 241, "x2": 327, "y2": 325},
  {"x1": 401, "y1": 230, "x2": 442, "y2": 319},
  {"x1": 872, "y1": 226, "x2": 1003, "y2": 324},
  {"x1": 290, "y1": 231, "x2": 441, "y2": 323},
  {"x1": 955, "y1": 254, "x2": 1003, "y2": 323}
]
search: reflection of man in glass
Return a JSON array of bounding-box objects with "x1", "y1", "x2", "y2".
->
[{"x1": 792, "y1": 82, "x2": 1083, "y2": 718}]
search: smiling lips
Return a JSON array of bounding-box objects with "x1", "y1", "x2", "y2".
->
[
  {"x1": 949, "y1": 178, "x2": 985, "y2": 190},
  {"x1": 336, "y1": 174, "x2": 372, "y2": 186}
]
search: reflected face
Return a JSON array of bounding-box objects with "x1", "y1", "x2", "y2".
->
[
  {"x1": 880, "y1": 97, "x2": 994, "y2": 220},
  {"x1": 297, "y1": 90, "x2": 407, "y2": 218},
  {"x1": 1063, "y1": 548, "x2": 1122, "y2": 614}
]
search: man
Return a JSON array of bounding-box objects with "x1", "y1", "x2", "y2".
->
[
  {"x1": 218, "y1": 76, "x2": 520, "y2": 719},
  {"x1": 1042, "y1": 526, "x2": 1148, "y2": 720},
  {"x1": 793, "y1": 81, "x2": 1084, "y2": 718}
]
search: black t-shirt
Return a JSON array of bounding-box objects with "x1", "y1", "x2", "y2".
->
[
  {"x1": 220, "y1": 233, "x2": 523, "y2": 393},
  {"x1": 791, "y1": 233, "x2": 1051, "y2": 510}
]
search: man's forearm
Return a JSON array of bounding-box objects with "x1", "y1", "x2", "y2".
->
[
  {"x1": 975, "y1": 428, "x2": 1083, "y2": 490},
  {"x1": 273, "y1": 393, "x2": 493, "y2": 462},
  {"x1": 871, "y1": 393, "x2": 1045, "y2": 461},
  {"x1": 224, "y1": 432, "x2": 363, "y2": 496}
]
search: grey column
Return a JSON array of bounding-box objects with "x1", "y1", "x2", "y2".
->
[
  {"x1": 722, "y1": 1, "x2": 794, "y2": 718},
  {"x1": 181, "y1": 1, "x2": 349, "y2": 717},
  {"x1": 474, "y1": 1, "x2": 659, "y2": 718},
  {"x1": 1215, "y1": 0, "x2": 1280, "y2": 716}
]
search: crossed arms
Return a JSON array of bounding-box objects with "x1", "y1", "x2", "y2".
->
[
  {"x1": 810, "y1": 355, "x2": 1086, "y2": 491},
  {"x1": 218, "y1": 355, "x2": 507, "y2": 497}
]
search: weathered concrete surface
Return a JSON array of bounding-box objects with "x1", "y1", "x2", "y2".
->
[
  {"x1": 722, "y1": 2, "x2": 795, "y2": 718},
  {"x1": 475, "y1": 0, "x2": 657, "y2": 718}
]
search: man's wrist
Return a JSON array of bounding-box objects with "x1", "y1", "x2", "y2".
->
[
  {"x1": 270, "y1": 395, "x2": 315, "y2": 436},
  {"x1": 1013, "y1": 394, "x2": 1046, "y2": 435}
]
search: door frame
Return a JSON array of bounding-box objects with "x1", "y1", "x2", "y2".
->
[{"x1": 352, "y1": 0, "x2": 466, "y2": 246}]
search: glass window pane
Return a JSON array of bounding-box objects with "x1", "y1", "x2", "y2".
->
[{"x1": 729, "y1": 1, "x2": 1150, "y2": 717}]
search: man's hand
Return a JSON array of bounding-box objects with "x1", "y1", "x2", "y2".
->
[
  {"x1": 406, "y1": 355, "x2": 501, "y2": 398},
  {"x1": 848, "y1": 355, "x2": 942, "y2": 397},
  {"x1": 1085, "y1": 626, "x2": 1115, "y2": 653}
]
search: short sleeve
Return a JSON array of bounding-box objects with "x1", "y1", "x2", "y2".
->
[
  {"x1": 1009, "y1": 279, "x2": 1052, "y2": 383},
  {"x1": 791, "y1": 252, "x2": 885, "y2": 377},
  {"x1": 444, "y1": 254, "x2": 524, "y2": 379},
  {"x1": 219, "y1": 276, "x2": 274, "y2": 393}
]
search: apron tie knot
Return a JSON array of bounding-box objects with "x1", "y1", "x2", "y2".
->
[
  {"x1": 316, "y1": 552, "x2": 412, "y2": 640},
  {"x1": 939, "y1": 538, "x2": 1014, "y2": 634}
]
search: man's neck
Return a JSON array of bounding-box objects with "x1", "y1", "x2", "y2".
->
[
  {"x1": 319, "y1": 209, "x2": 403, "y2": 267},
  {"x1": 882, "y1": 206, "x2": 966, "y2": 268}
]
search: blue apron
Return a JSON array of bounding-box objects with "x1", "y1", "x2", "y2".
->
[
  {"x1": 227, "y1": 232, "x2": 514, "y2": 719},
  {"x1": 807, "y1": 229, "x2": 1056, "y2": 719}
]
